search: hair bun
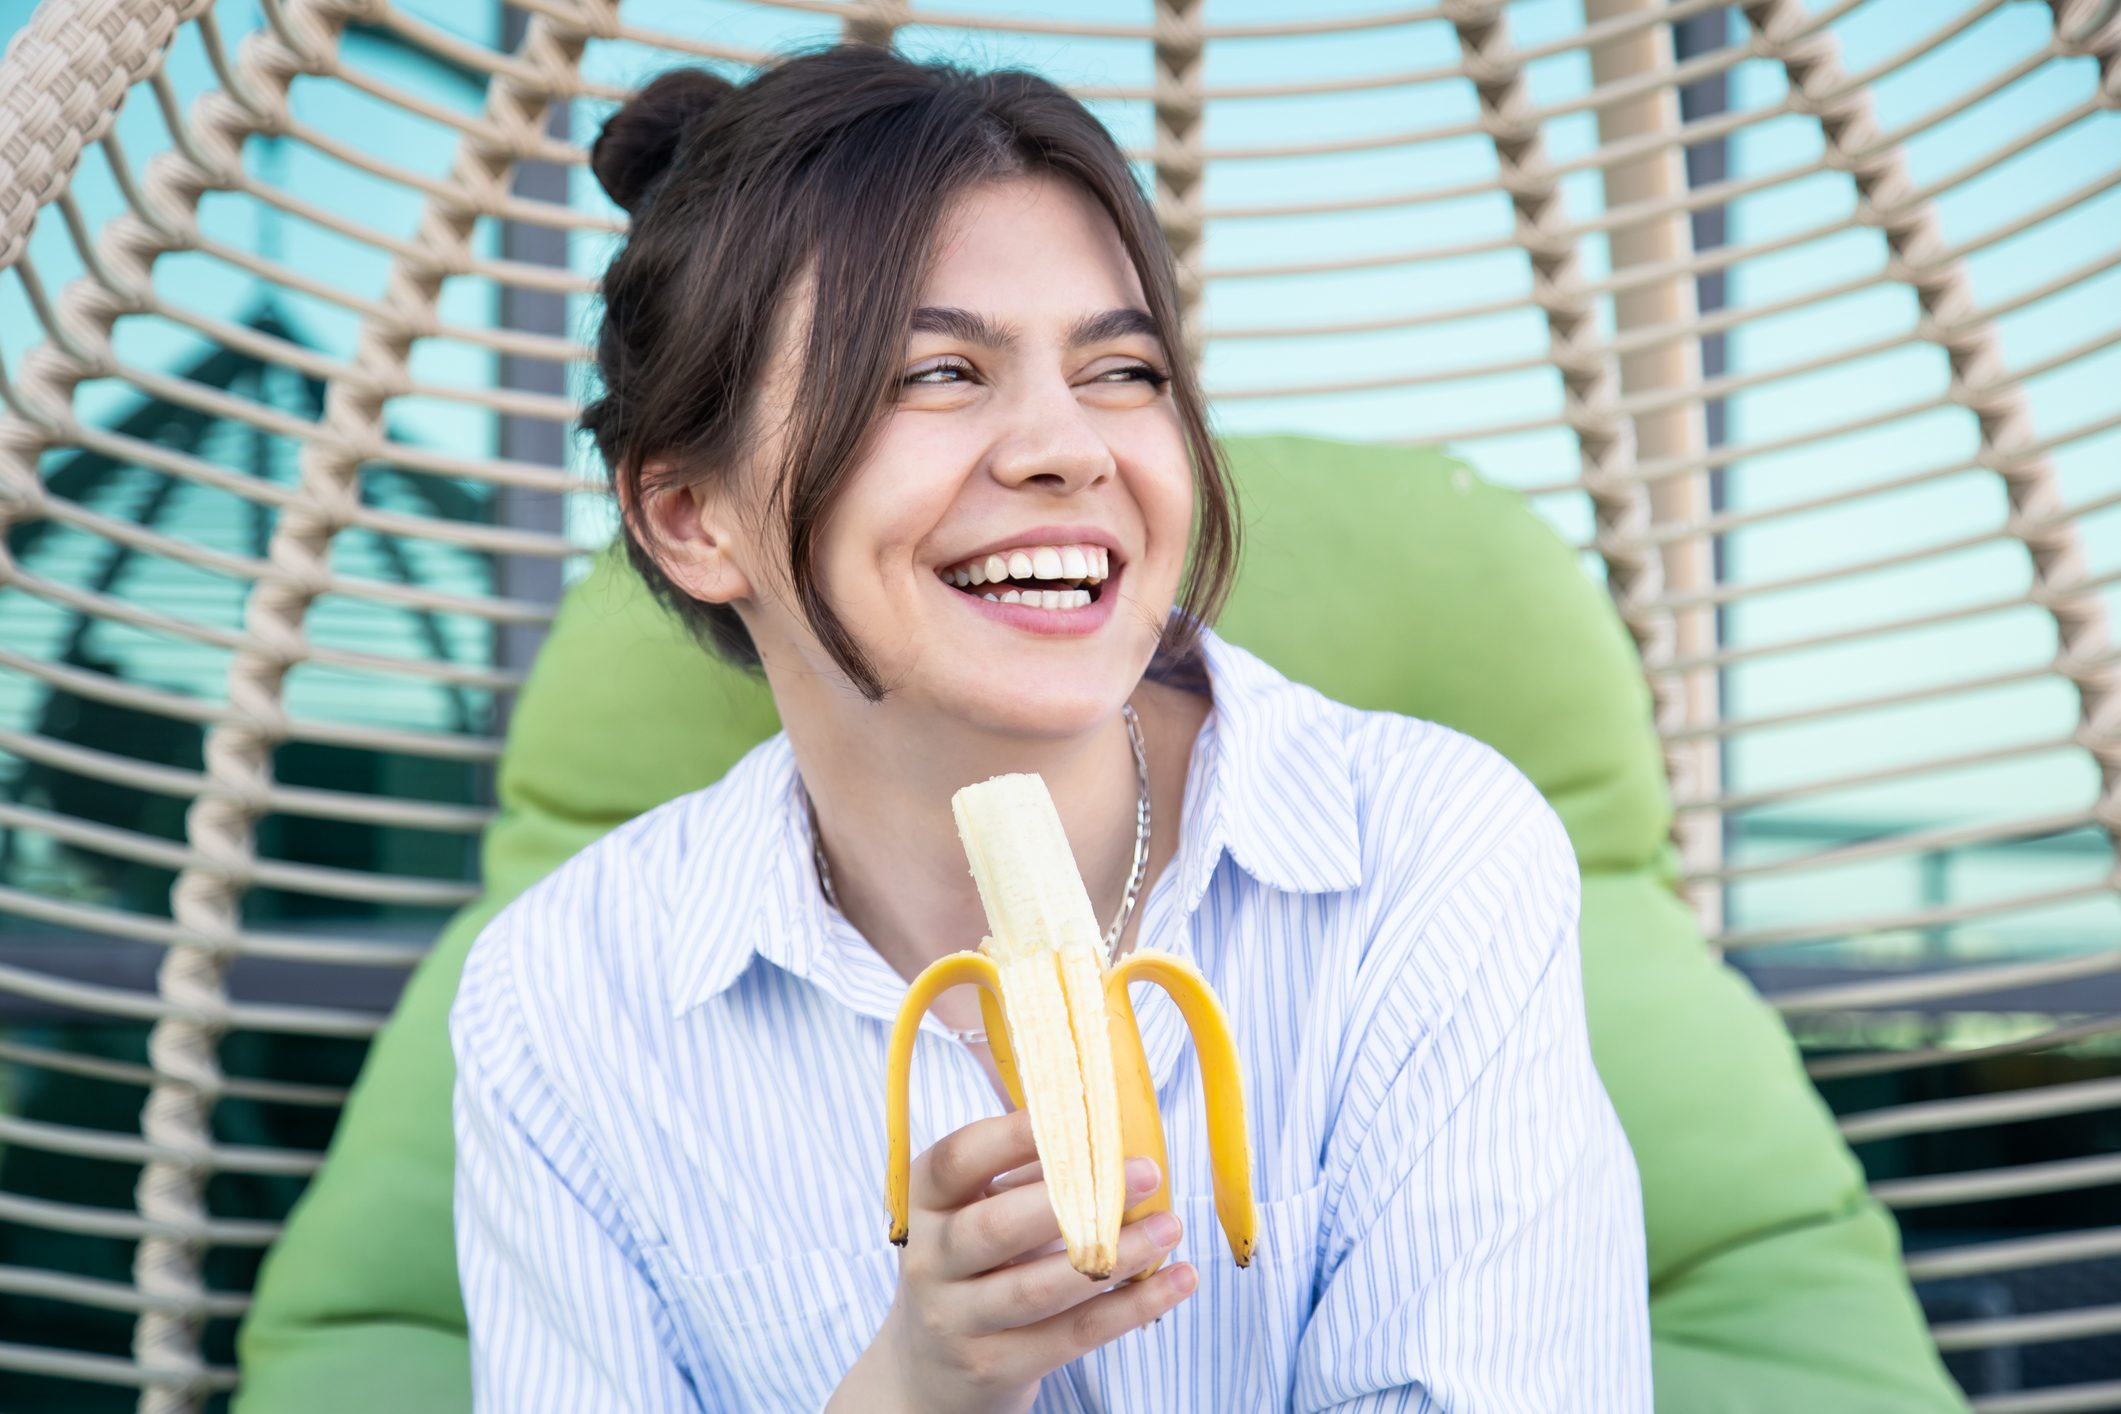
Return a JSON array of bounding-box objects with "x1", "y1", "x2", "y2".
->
[{"x1": 592, "y1": 68, "x2": 739, "y2": 215}]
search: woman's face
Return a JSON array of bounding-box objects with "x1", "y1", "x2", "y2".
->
[{"x1": 739, "y1": 173, "x2": 1195, "y2": 739}]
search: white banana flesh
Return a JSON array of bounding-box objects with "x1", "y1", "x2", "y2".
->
[{"x1": 885, "y1": 771, "x2": 1257, "y2": 1280}]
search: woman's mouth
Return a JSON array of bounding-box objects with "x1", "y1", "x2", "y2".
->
[{"x1": 934, "y1": 542, "x2": 1113, "y2": 612}]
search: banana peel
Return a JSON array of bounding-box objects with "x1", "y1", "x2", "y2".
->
[{"x1": 885, "y1": 772, "x2": 1256, "y2": 1279}]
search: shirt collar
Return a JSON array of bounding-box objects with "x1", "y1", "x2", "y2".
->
[
  {"x1": 661, "y1": 738, "x2": 819, "y2": 1017},
  {"x1": 665, "y1": 617, "x2": 1361, "y2": 1019},
  {"x1": 1161, "y1": 619, "x2": 1363, "y2": 916}
]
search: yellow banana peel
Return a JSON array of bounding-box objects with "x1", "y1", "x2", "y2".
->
[{"x1": 885, "y1": 772, "x2": 1257, "y2": 1279}]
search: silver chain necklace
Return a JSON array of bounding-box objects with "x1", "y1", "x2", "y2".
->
[{"x1": 806, "y1": 702, "x2": 1152, "y2": 1046}]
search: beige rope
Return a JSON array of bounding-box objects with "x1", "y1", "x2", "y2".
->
[
  {"x1": 1685, "y1": 808, "x2": 2101, "y2": 889},
  {"x1": 1153, "y1": 0, "x2": 1207, "y2": 364},
  {"x1": 1934, "y1": 1303, "x2": 2121, "y2": 1354},
  {"x1": 1908, "y1": 1225, "x2": 2121, "y2": 1281},
  {"x1": 0, "y1": 642, "x2": 506, "y2": 760},
  {"x1": 46, "y1": 5, "x2": 617, "y2": 1394},
  {"x1": 0, "y1": 0, "x2": 215, "y2": 269},
  {"x1": 1443, "y1": 0, "x2": 1699, "y2": 897},
  {"x1": 0, "y1": 1343, "x2": 235, "y2": 1397},
  {"x1": 0, "y1": 563, "x2": 531, "y2": 692},
  {"x1": 0, "y1": 0, "x2": 2113, "y2": 1394},
  {"x1": 0, "y1": 1264, "x2": 250, "y2": 1319},
  {"x1": 0, "y1": 1187, "x2": 280, "y2": 1245},
  {"x1": 0, "y1": 1037, "x2": 351, "y2": 1105},
  {"x1": 1190, "y1": 69, "x2": 2099, "y2": 289},
  {"x1": 0, "y1": 1113, "x2": 323, "y2": 1178},
  {"x1": 0, "y1": 798, "x2": 479, "y2": 906},
  {"x1": 1874, "y1": 1152, "x2": 2121, "y2": 1209},
  {"x1": 1725, "y1": 9, "x2": 2121, "y2": 873},
  {"x1": 1672, "y1": 653, "x2": 2115, "y2": 749},
  {"x1": 19, "y1": 487, "x2": 562, "y2": 628},
  {"x1": 0, "y1": 956, "x2": 385, "y2": 1037},
  {"x1": 812, "y1": 0, "x2": 1460, "y2": 42},
  {"x1": 1971, "y1": 1380, "x2": 2121, "y2": 1414},
  {"x1": 1663, "y1": 591, "x2": 2033, "y2": 678},
  {"x1": 1643, "y1": 522, "x2": 2026, "y2": 616},
  {"x1": 1724, "y1": 875, "x2": 2117, "y2": 953},
  {"x1": 1773, "y1": 946, "x2": 2121, "y2": 1016},
  {"x1": 331, "y1": 59, "x2": 578, "y2": 167},
  {"x1": 1838, "y1": 1074, "x2": 2121, "y2": 1145},
  {"x1": 1808, "y1": 1016, "x2": 2121, "y2": 1082},
  {"x1": 0, "y1": 877, "x2": 437, "y2": 974},
  {"x1": 1619, "y1": 346, "x2": 2121, "y2": 542},
  {"x1": 1674, "y1": 733, "x2": 2081, "y2": 819}
]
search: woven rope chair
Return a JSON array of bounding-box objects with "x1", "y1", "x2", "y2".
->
[{"x1": 0, "y1": 0, "x2": 2117, "y2": 1408}]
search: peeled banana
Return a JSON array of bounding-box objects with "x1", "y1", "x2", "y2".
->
[{"x1": 885, "y1": 772, "x2": 1256, "y2": 1280}]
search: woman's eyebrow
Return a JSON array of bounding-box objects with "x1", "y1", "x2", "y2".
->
[{"x1": 909, "y1": 305, "x2": 1163, "y2": 352}]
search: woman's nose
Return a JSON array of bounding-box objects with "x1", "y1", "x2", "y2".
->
[{"x1": 984, "y1": 378, "x2": 1118, "y2": 494}]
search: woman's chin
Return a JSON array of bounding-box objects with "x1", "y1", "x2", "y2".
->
[{"x1": 935, "y1": 684, "x2": 1132, "y2": 743}]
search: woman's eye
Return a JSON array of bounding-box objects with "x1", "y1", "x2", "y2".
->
[
  {"x1": 902, "y1": 361, "x2": 1171, "y2": 388},
  {"x1": 906, "y1": 360, "x2": 972, "y2": 385},
  {"x1": 1104, "y1": 364, "x2": 1171, "y2": 389}
]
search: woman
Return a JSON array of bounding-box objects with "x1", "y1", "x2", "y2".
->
[{"x1": 451, "y1": 41, "x2": 1651, "y2": 1412}]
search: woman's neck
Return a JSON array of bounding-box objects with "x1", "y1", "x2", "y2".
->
[{"x1": 784, "y1": 675, "x2": 1211, "y2": 1016}]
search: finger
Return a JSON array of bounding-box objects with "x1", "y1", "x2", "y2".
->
[
  {"x1": 937, "y1": 1179, "x2": 1064, "y2": 1279},
  {"x1": 995, "y1": 1260, "x2": 1196, "y2": 1381},
  {"x1": 1004, "y1": 1234, "x2": 1066, "y2": 1266},
  {"x1": 985, "y1": 1159, "x2": 1043, "y2": 1195},
  {"x1": 971, "y1": 1153, "x2": 1170, "y2": 1280},
  {"x1": 993, "y1": 1159, "x2": 1160, "y2": 1266},
  {"x1": 914, "y1": 1109, "x2": 1038, "y2": 1214},
  {"x1": 964, "y1": 1210, "x2": 1185, "y2": 1333},
  {"x1": 990, "y1": 1153, "x2": 1156, "y2": 1198}
]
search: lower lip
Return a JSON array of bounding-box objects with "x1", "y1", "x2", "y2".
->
[{"x1": 943, "y1": 564, "x2": 1122, "y2": 637}]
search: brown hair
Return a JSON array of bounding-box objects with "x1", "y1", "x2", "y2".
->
[{"x1": 580, "y1": 41, "x2": 1240, "y2": 701}]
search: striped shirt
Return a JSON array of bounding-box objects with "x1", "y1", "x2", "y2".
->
[{"x1": 451, "y1": 623, "x2": 1652, "y2": 1412}]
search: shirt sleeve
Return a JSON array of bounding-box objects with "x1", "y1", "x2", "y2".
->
[
  {"x1": 1294, "y1": 747, "x2": 1653, "y2": 1413},
  {"x1": 451, "y1": 919, "x2": 704, "y2": 1413}
]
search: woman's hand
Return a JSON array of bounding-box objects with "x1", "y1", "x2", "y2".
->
[{"x1": 830, "y1": 1109, "x2": 1195, "y2": 1414}]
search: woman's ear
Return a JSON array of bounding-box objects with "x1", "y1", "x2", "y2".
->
[{"x1": 622, "y1": 462, "x2": 758, "y2": 606}]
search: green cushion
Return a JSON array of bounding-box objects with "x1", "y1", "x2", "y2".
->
[
  {"x1": 235, "y1": 435, "x2": 1963, "y2": 1412},
  {"x1": 1211, "y1": 439, "x2": 1669, "y2": 876}
]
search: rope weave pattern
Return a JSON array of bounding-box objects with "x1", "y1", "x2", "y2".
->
[
  {"x1": 1152, "y1": 0, "x2": 1207, "y2": 363},
  {"x1": 1440, "y1": 0, "x2": 1697, "y2": 864},
  {"x1": 1740, "y1": 0, "x2": 2121, "y2": 855},
  {"x1": 11, "y1": 0, "x2": 622, "y2": 1402},
  {"x1": 0, "y1": 0, "x2": 215, "y2": 272},
  {"x1": 0, "y1": 0, "x2": 2115, "y2": 1400}
]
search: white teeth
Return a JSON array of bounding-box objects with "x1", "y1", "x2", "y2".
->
[
  {"x1": 978, "y1": 587, "x2": 1092, "y2": 611},
  {"x1": 944, "y1": 544, "x2": 1115, "y2": 587}
]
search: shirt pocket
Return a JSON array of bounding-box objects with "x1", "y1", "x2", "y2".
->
[
  {"x1": 1074, "y1": 1182, "x2": 1326, "y2": 1411},
  {"x1": 665, "y1": 1243, "x2": 898, "y2": 1411}
]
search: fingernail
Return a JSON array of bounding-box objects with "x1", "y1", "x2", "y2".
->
[
  {"x1": 1144, "y1": 1212, "x2": 1181, "y2": 1247},
  {"x1": 1125, "y1": 1156, "x2": 1160, "y2": 1192},
  {"x1": 1166, "y1": 1263, "x2": 1197, "y2": 1295}
]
